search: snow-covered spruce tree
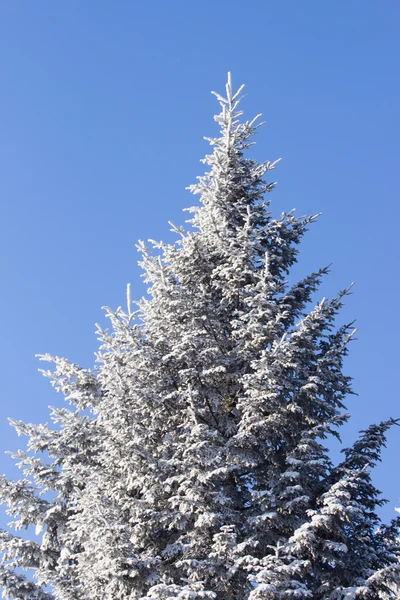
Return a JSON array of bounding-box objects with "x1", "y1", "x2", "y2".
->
[
  {"x1": 0, "y1": 74, "x2": 399, "y2": 599},
  {"x1": 0, "y1": 358, "x2": 102, "y2": 599}
]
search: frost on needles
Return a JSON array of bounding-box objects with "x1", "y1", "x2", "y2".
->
[{"x1": 0, "y1": 74, "x2": 399, "y2": 600}]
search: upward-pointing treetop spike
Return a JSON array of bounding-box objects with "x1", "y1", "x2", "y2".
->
[
  {"x1": 226, "y1": 72, "x2": 246, "y2": 105},
  {"x1": 211, "y1": 73, "x2": 246, "y2": 109},
  {"x1": 226, "y1": 72, "x2": 232, "y2": 102}
]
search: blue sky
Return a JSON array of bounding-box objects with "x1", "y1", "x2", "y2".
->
[{"x1": 0, "y1": 1, "x2": 399, "y2": 523}]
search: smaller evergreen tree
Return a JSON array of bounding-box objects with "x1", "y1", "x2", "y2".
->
[{"x1": 0, "y1": 357, "x2": 102, "y2": 599}]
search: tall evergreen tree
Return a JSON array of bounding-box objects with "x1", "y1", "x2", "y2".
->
[{"x1": 0, "y1": 75, "x2": 398, "y2": 599}]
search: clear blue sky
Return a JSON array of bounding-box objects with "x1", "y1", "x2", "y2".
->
[{"x1": 0, "y1": 1, "x2": 399, "y2": 523}]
